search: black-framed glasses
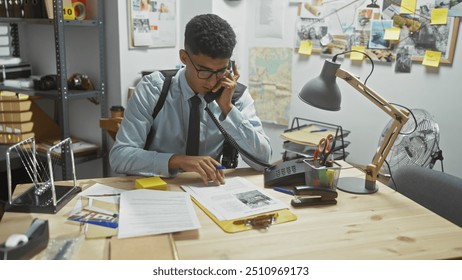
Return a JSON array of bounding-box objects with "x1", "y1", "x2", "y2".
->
[{"x1": 185, "y1": 51, "x2": 231, "y2": 80}]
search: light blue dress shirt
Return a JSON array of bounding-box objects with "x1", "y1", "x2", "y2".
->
[{"x1": 109, "y1": 68, "x2": 272, "y2": 177}]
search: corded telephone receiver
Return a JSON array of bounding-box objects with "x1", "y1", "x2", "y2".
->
[
  {"x1": 204, "y1": 82, "x2": 251, "y2": 168},
  {"x1": 204, "y1": 84, "x2": 238, "y2": 168},
  {"x1": 204, "y1": 60, "x2": 235, "y2": 104},
  {"x1": 204, "y1": 86, "x2": 225, "y2": 104},
  {"x1": 203, "y1": 60, "x2": 256, "y2": 168}
]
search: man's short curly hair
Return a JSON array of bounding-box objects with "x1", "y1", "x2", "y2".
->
[{"x1": 185, "y1": 14, "x2": 236, "y2": 59}]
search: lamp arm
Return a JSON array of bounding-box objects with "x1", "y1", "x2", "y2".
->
[{"x1": 336, "y1": 68, "x2": 410, "y2": 188}]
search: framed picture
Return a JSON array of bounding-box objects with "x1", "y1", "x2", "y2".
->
[{"x1": 128, "y1": 0, "x2": 177, "y2": 48}]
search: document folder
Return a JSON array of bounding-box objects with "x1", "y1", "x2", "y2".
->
[{"x1": 191, "y1": 197, "x2": 297, "y2": 233}]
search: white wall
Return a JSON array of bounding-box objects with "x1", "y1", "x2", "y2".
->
[{"x1": 102, "y1": 0, "x2": 462, "y2": 178}]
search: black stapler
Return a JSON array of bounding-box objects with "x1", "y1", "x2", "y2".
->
[{"x1": 291, "y1": 186, "x2": 338, "y2": 207}]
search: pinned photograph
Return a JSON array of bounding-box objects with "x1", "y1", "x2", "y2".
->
[
  {"x1": 368, "y1": 20, "x2": 393, "y2": 49},
  {"x1": 395, "y1": 46, "x2": 413, "y2": 73}
]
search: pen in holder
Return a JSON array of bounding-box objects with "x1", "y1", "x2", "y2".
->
[
  {"x1": 304, "y1": 159, "x2": 341, "y2": 190},
  {"x1": 290, "y1": 160, "x2": 341, "y2": 207}
]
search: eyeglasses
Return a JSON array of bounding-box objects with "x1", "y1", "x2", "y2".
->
[{"x1": 185, "y1": 51, "x2": 231, "y2": 80}]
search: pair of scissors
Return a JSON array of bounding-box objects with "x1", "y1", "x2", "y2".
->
[{"x1": 313, "y1": 134, "x2": 335, "y2": 166}]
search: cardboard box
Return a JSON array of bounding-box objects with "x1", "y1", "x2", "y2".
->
[
  {"x1": 2, "y1": 100, "x2": 33, "y2": 111},
  {"x1": 0, "y1": 100, "x2": 32, "y2": 112},
  {"x1": 0, "y1": 111, "x2": 33, "y2": 123},
  {"x1": 0, "y1": 132, "x2": 35, "y2": 144},
  {"x1": 0, "y1": 122, "x2": 34, "y2": 133}
]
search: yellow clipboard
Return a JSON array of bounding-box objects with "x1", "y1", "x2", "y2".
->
[{"x1": 191, "y1": 197, "x2": 297, "y2": 233}]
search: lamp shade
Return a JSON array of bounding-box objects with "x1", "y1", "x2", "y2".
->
[{"x1": 298, "y1": 59, "x2": 342, "y2": 111}]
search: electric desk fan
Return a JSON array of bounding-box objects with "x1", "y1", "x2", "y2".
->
[{"x1": 377, "y1": 108, "x2": 443, "y2": 175}]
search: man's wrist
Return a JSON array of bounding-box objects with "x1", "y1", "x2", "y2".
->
[
  {"x1": 169, "y1": 154, "x2": 183, "y2": 169},
  {"x1": 219, "y1": 103, "x2": 233, "y2": 117}
]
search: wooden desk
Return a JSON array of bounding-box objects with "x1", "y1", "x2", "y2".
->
[{"x1": 2, "y1": 163, "x2": 462, "y2": 260}]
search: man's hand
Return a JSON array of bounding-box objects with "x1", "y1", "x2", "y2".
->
[
  {"x1": 169, "y1": 154, "x2": 225, "y2": 185},
  {"x1": 214, "y1": 62, "x2": 240, "y2": 116}
]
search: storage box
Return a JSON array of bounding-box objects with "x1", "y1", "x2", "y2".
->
[
  {"x1": 0, "y1": 100, "x2": 32, "y2": 112},
  {"x1": 303, "y1": 159, "x2": 341, "y2": 189},
  {"x1": 0, "y1": 63, "x2": 32, "y2": 82},
  {"x1": 0, "y1": 111, "x2": 33, "y2": 122},
  {"x1": 0, "y1": 132, "x2": 35, "y2": 144},
  {"x1": 0, "y1": 121, "x2": 34, "y2": 133},
  {"x1": 0, "y1": 92, "x2": 35, "y2": 143}
]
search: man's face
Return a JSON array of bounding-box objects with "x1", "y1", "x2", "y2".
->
[{"x1": 180, "y1": 50, "x2": 230, "y2": 94}]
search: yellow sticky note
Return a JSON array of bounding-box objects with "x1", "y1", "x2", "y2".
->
[
  {"x1": 135, "y1": 177, "x2": 168, "y2": 191},
  {"x1": 350, "y1": 46, "x2": 366, "y2": 61},
  {"x1": 400, "y1": 0, "x2": 416, "y2": 14},
  {"x1": 431, "y1": 8, "x2": 448, "y2": 25},
  {"x1": 384, "y1": 27, "x2": 401, "y2": 40},
  {"x1": 298, "y1": 40, "x2": 312, "y2": 55},
  {"x1": 422, "y1": 50, "x2": 441, "y2": 67}
]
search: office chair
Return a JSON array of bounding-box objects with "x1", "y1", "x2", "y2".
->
[{"x1": 388, "y1": 165, "x2": 462, "y2": 227}]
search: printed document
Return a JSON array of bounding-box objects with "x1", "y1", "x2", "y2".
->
[
  {"x1": 69, "y1": 183, "x2": 126, "y2": 229},
  {"x1": 117, "y1": 189, "x2": 200, "y2": 239},
  {"x1": 181, "y1": 177, "x2": 287, "y2": 221}
]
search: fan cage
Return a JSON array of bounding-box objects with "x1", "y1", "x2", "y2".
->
[{"x1": 378, "y1": 109, "x2": 439, "y2": 175}]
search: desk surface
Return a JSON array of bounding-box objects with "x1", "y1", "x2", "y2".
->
[{"x1": 1, "y1": 163, "x2": 462, "y2": 260}]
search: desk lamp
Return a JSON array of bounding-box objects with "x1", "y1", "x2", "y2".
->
[{"x1": 298, "y1": 51, "x2": 409, "y2": 194}]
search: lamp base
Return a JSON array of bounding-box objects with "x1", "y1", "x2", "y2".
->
[{"x1": 337, "y1": 177, "x2": 378, "y2": 194}]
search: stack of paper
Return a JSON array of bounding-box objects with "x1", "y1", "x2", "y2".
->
[
  {"x1": 117, "y1": 189, "x2": 200, "y2": 239},
  {"x1": 69, "y1": 182, "x2": 201, "y2": 240},
  {"x1": 280, "y1": 125, "x2": 338, "y2": 146}
]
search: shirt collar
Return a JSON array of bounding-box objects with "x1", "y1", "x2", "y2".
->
[{"x1": 178, "y1": 68, "x2": 200, "y2": 102}]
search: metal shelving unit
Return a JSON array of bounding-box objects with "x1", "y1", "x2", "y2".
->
[{"x1": 0, "y1": 0, "x2": 108, "y2": 179}]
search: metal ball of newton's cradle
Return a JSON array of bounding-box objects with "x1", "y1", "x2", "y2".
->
[{"x1": 35, "y1": 181, "x2": 52, "y2": 196}]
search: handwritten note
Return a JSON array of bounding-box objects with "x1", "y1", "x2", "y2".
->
[
  {"x1": 299, "y1": 40, "x2": 313, "y2": 55},
  {"x1": 400, "y1": 0, "x2": 416, "y2": 14},
  {"x1": 431, "y1": 8, "x2": 448, "y2": 25},
  {"x1": 384, "y1": 27, "x2": 401, "y2": 40},
  {"x1": 350, "y1": 46, "x2": 366, "y2": 61},
  {"x1": 422, "y1": 50, "x2": 441, "y2": 67}
]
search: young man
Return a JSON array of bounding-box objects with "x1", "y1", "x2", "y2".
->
[{"x1": 110, "y1": 14, "x2": 272, "y2": 185}]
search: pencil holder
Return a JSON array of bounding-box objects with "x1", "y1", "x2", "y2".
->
[{"x1": 303, "y1": 159, "x2": 341, "y2": 189}]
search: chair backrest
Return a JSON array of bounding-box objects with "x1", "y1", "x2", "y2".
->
[{"x1": 388, "y1": 165, "x2": 462, "y2": 227}]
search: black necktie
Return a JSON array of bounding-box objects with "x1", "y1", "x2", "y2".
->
[{"x1": 186, "y1": 95, "x2": 201, "y2": 156}]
